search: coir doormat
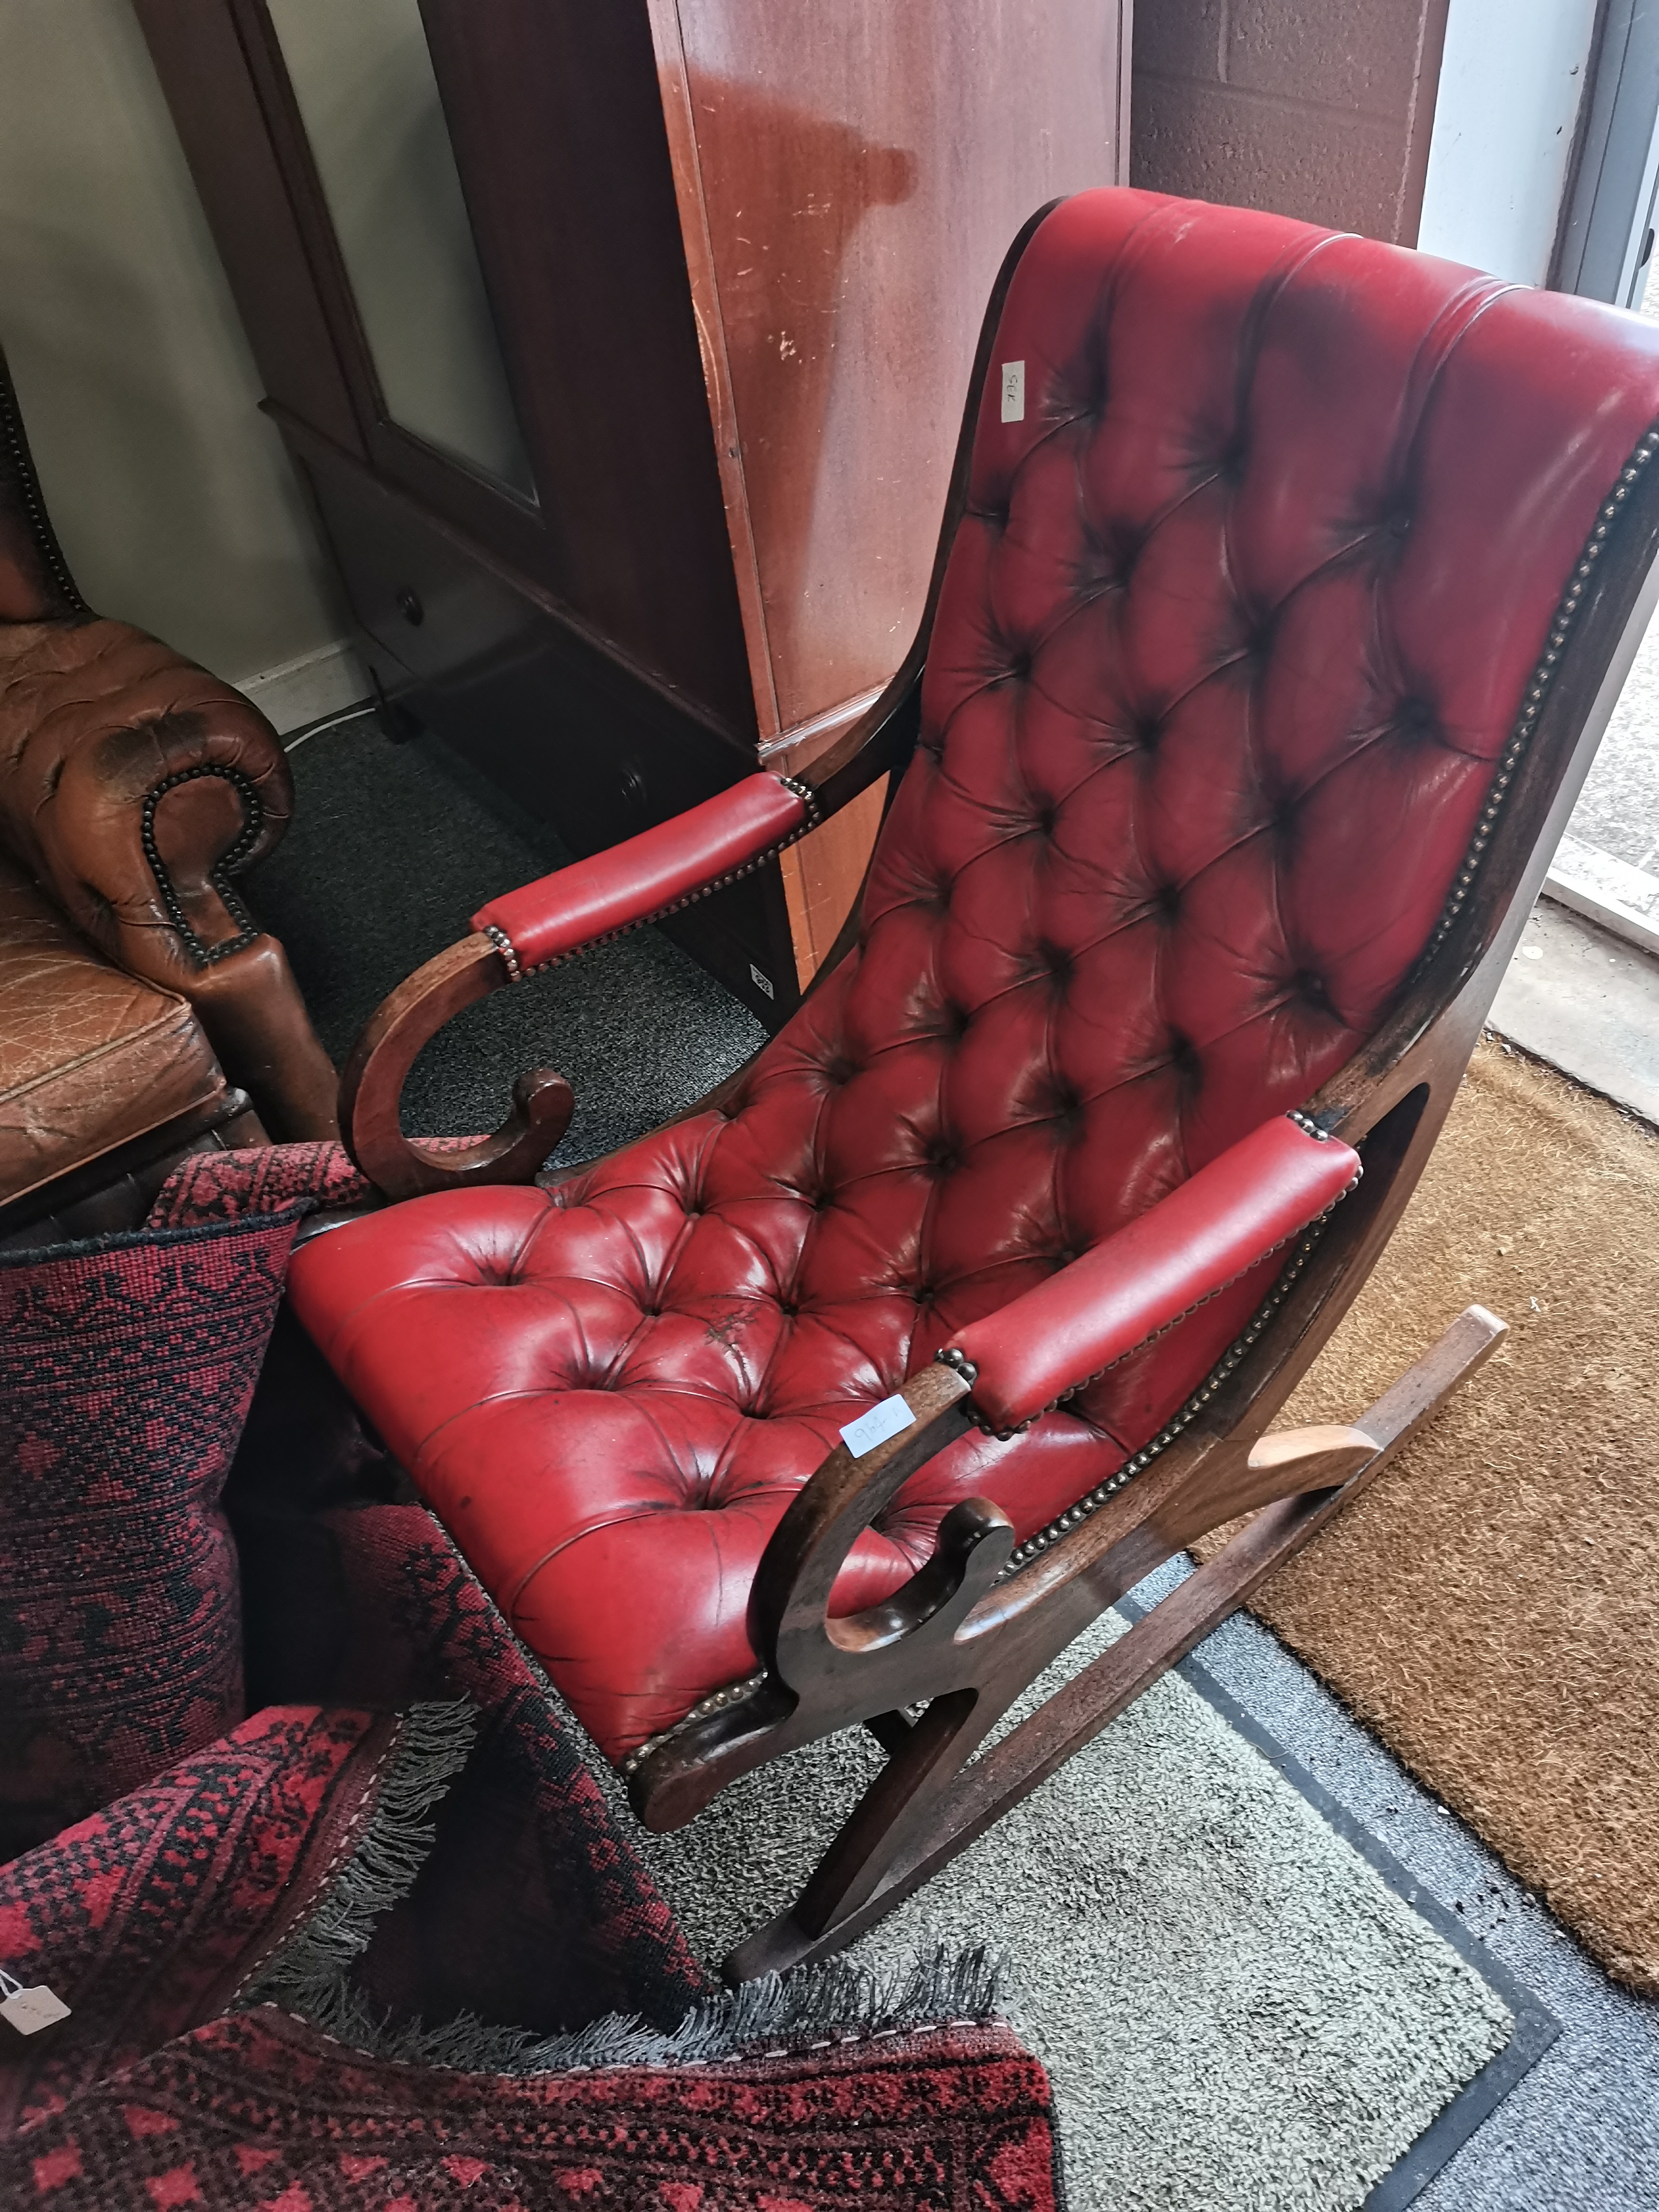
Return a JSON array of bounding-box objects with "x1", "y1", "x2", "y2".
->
[{"x1": 1198, "y1": 1037, "x2": 1659, "y2": 1995}]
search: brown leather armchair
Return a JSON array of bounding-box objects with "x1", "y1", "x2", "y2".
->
[{"x1": 0, "y1": 340, "x2": 338, "y2": 1237}]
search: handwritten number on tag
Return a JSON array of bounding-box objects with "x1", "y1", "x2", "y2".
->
[{"x1": 839, "y1": 1394, "x2": 915, "y2": 1458}]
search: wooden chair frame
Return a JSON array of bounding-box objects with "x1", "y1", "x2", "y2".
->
[{"x1": 327, "y1": 209, "x2": 1659, "y2": 1983}]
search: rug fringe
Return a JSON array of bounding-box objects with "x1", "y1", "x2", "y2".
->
[
  {"x1": 239, "y1": 1698, "x2": 477, "y2": 2032},
  {"x1": 264, "y1": 1933, "x2": 1003, "y2": 2079},
  {"x1": 238, "y1": 1695, "x2": 1001, "y2": 2077}
]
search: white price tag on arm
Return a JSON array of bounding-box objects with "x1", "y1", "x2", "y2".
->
[
  {"x1": 839, "y1": 1394, "x2": 915, "y2": 1458},
  {"x1": 0, "y1": 1979, "x2": 70, "y2": 2035}
]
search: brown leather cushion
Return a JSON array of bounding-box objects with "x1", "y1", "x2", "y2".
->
[{"x1": 0, "y1": 855, "x2": 224, "y2": 1204}]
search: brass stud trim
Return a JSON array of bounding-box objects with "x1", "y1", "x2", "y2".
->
[
  {"x1": 140, "y1": 763, "x2": 265, "y2": 967},
  {"x1": 491, "y1": 775, "x2": 823, "y2": 984}
]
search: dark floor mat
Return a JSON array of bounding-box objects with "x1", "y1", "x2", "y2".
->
[{"x1": 245, "y1": 714, "x2": 764, "y2": 1165}]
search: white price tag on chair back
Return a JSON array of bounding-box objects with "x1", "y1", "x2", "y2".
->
[
  {"x1": 0, "y1": 1967, "x2": 70, "y2": 2035},
  {"x1": 840, "y1": 1394, "x2": 915, "y2": 1458}
]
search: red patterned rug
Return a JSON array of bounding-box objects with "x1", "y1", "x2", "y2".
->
[
  {"x1": 245, "y1": 1498, "x2": 716, "y2": 2047},
  {"x1": 5, "y1": 2002, "x2": 1061, "y2": 2208},
  {"x1": 0, "y1": 1705, "x2": 401, "y2": 2136},
  {"x1": 0, "y1": 1489, "x2": 1062, "y2": 2205},
  {"x1": 0, "y1": 1207, "x2": 308, "y2": 1862},
  {"x1": 0, "y1": 1146, "x2": 1064, "y2": 2202}
]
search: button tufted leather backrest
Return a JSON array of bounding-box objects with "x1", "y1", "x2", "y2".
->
[{"x1": 770, "y1": 192, "x2": 1659, "y2": 1297}]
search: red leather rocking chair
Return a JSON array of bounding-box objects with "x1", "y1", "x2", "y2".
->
[{"x1": 288, "y1": 190, "x2": 1659, "y2": 1982}]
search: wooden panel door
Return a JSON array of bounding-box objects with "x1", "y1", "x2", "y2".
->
[{"x1": 649, "y1": 0, "x2": 1134, "y2": 972}]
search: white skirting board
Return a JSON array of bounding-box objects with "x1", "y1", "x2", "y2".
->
[{"x1": 235, "y1": 638, "x2": 370, "y2": 736}]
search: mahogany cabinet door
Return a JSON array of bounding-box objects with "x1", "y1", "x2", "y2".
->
[
  {"x1": 648, "y1": 0, "x2": 1133, "y2": 970},
  {"x1": 651, "y1": 0, "x2": 1132, "y2": 741}
]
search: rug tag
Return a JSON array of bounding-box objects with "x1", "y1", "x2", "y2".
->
[
  {"x1": 0, "y1": 1974, "x2": 70, "y2": 2035},
  {"x1": 841, "y1": 1394, "x2": 914, "y2": 1457}
]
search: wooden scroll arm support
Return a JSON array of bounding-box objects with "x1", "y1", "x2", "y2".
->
[
  {"x1": 338, "y1": 933, "x2": 576, "y2": 1202},
  {"x1": 337, "y1": 771, "x2": 817, "y2": 1201},
  {"x1": 748, "y1": 1363, "x2": 998, "y2": 1704},
  {"x1": 637, "y1": 1278, "x2": 1500, "y2": 1844},
  {"x1": 748, "y1": 1122, "x2": 1363, "y2": 1707},
  {"x1": 745, "y1": 1397, "x2": 1381, "y2": 1727}
]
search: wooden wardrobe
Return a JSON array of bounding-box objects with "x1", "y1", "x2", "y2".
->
[{"x1": 136, "y1": 0, "x2": 1133, "y2": 1024}]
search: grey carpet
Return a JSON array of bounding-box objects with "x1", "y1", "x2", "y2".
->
[
  {"x1": 247, "y1": 711, "x2": 764, "y2": 1165},
  {"x1": 597, "y1": 1613, "x2": 1510, "y2": 2212},
  {"x1": 1132, "y1": 1559, "x2": 1659, "y2": 2212},
  {"x1": 255, "y1": 712, "x2": 1658, "y2": 2207}
]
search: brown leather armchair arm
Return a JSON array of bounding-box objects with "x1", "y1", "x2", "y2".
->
[
  {"x1": 0, "y1": 342, "x2": 337, "y2": 1141},
  {"x1": 0, "y1": 615, "x2": 339, "y2": 1141}
]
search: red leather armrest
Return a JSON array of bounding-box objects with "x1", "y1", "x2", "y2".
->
[
  {"x1": 946, "y1": 1116, "x2": 1361, "y2": 1433},
  {"x1": 471, "y1": 772, "x2": 808, "y2": 974}
]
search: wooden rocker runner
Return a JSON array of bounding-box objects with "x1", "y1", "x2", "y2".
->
[{"x1": 287, "y1": 188, "x2": 1659, "y2": 1981}]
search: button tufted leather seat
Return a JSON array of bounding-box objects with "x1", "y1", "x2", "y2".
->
[
  {"x1": 290, "y1": 188, "x2": 1659, "y2": 1772},
  {"x1": 0, "y1": 855, "x2": 225, "y2": 1204}
]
